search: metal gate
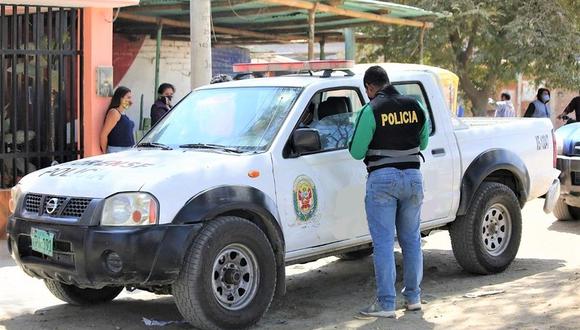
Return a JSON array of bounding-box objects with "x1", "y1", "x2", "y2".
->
[{"x1": 0, "y1": 5, "x2": 83, "y2": 189}]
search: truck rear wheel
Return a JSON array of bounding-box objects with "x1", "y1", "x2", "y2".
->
[
  {"x1": 173, "y1": 216, "x2": 276, "y2": 330},
  {"x1": 44, "y1": 280, "x2": 123, "y2": 305},
  {"x1": 449, "y1": 182, "x2": 522, "y2": 274},
  {"x1": 553, "y1": 198, "x2": 580, "y2": 221}
]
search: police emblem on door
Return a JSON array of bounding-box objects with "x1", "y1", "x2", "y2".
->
[{"x1": 293, "y1": 175, "x2": 318, "y2": 222}]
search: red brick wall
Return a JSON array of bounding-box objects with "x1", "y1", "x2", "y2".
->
[
  {"x1": 113, "y1": 33, "x2": 146, "y2": 87},
  {"x1": 0, "y1": 190, "x2": 10, "y2": 239}
]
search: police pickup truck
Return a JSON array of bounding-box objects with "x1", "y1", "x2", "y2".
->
[{"x1": 7, "y1": 61, "x2": 560, "y2": 329}]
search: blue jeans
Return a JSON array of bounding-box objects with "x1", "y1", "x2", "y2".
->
[{"x1": 365, "y1": 167, "x2": 424, "y2": 311}]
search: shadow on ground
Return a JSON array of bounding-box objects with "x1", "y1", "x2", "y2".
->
[
  {"x1": 547, "y1": 219, "x2": 580, "y2": 235},
  {"x1": 0, "y1": 248, "x2": 566, "y2": 330}
]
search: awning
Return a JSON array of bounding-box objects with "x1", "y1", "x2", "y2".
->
[{"x1": 115, "y1": 0, "x2": 441, "y2": 44}]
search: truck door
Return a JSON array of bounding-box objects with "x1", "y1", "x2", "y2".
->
[
  {"x1": 272, "y1": 87, "x2": 369, "y2": 252},
  {"x1": 392, "y1": 81, "x2": 454, "y2": 221}
]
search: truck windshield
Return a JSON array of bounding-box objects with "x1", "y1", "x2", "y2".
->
[{"x1": 141, "y1": 86, "x2": 302, "y2": 152}]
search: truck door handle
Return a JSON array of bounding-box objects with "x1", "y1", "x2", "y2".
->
[{"x1": 431, "y1": 148, "x2": 446, "y2": 156}]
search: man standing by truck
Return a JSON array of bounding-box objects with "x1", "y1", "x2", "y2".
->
[{"x1": 349, "y1": 66, "x2": 430, "y2": 318}]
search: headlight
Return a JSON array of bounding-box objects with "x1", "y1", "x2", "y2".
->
[
  {"x1": 101, "y1": 193, "x2": 158, "y2": 226},
  {"x1": 9, "y1": 184, "x2": 22, "y2": 214}
]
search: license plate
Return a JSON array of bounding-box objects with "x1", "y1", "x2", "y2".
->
[{"x1": 31, "y1": 228, "x2": 54, "y2": 257}]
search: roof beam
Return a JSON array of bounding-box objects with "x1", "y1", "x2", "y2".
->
[
  {"x1": 118, "y1": 12, "x2": 298, "y2": 43},
  {"x1": 212, "y1": 5, "x2": 292, "y2": 18},
  {"x1": 215, "y1": 14, "x2": 355, "y2": 29},
  {"x1": 259, "y1": 0, "x2": 433, "y2": 28},
  {"x1": 122, "y1": 4, "x2": 189, "y2": 13}
]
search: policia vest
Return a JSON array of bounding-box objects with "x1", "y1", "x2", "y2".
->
[{"x1": 348, "y1": 85, "x2": 430, "y2": 172}]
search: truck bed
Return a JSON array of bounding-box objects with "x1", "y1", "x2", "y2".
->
[{"x1": 452, "y1": 117, "x2": 557, "y2": 200}]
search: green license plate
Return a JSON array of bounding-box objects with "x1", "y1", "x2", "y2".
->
[{"x1": 31, "y1": 228, "x2": 54, "y2": 257}]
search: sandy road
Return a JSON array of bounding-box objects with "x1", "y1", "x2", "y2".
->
[{"x1": 1, "y1": 199, "x2": 578, "y2": 329}]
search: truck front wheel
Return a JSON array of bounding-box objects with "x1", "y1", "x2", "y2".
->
[
  {"x1": 449, "y1": 182, "x2": 522, "y2": 275},
  {"x1": 173, "y1": 216, "x2": 276, "y2": 330},
  {"x1": 44, "y1": 280, "x2": 123, "y2": 305},
  {"x1": 553, "y1": 198, "x2": 580, "y2": 221}
]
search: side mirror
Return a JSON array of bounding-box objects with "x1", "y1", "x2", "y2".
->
[{"x1": 292, "y1": 128, "x2": 321, "y2": 155}]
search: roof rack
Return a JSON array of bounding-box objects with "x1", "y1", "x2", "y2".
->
[{"x1": 232, "y1": 60, "x2": 355, "y2": 78}]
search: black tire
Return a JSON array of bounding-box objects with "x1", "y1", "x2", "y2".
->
[
  {"x1": 553, "y1": 198, "x2": 580, "y2": 221},
  {"x1": 44, "y1": 280, "x2": 123, "y2": 305},
  {"x1": 173, "y1": 216, "x2": 276, "y2": 330},
  {"x1": 449, "y1": 182, "x2": 522, "y2": 275},
  {"x1": 337, "y1": 247, "x2": 373, "y2": 261}
]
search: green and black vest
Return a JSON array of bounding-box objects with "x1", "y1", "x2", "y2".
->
[{"x1": 364, "y1": 85, "x2": 427, "y2": 171}]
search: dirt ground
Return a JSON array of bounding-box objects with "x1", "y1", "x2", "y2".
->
[{"x1": 1, "y1": 199, "x2": 579, "y2": 330}]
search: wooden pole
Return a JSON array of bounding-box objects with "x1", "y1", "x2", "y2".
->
[
  {"x1": 308, "y1": 8, "x2": 315, "y2": 60},
  {"x1": 419, "y1": 26, "x2": 425, "y2": 64},
  {"x1": 319, "y1": 35, "x2": 326, "y2": 60},
  {"x1": 343, "y1": 28, "x2": 355, "y2": 60},
  {"x1": 154, "y1": 22, "x2": 163, "y2": 97}
]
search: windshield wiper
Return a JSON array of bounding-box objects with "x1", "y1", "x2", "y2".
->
[
  {"x1": 136, "y1": 142, "x2": 173, "y2": 150},
  {"x1": 178, "y1": 143, "x2": 243, "y2": 153}
]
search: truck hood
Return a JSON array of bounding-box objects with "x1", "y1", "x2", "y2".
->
[
  {"x1": 555, "y1": 122, "x2": 580, "y2": 156},
  {"x1": 18, "y1": 149, "x2": 241, "y2": 198}
]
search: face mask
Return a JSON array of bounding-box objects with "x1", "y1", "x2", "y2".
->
[
  {"x1": 121, "y1": 100, "x2": 131, "y2": 109},
  {"x1": 542, "y1": 94, "x2": 550, "y2": 103}
]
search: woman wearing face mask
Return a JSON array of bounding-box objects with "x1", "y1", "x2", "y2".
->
[
  {"x1": 150, "y1": 83, "x2": 175, "y2": 126},
  {"x1": 100, "y1": 86, "x2": 135, "y2": 153},
  {"x1": 523, "y1": 88, "x2": 551, "y2": 118}
]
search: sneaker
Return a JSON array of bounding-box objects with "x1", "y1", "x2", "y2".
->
[
  {"x1": 405, "y1": 301, "x2": 422, "y2": 311},
  {"x1": 359, "y1": 301, "x2": 396, "y2": 318}
]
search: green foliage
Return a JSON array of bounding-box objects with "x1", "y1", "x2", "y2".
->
[{"x1": 358, "y1": 0, "x2": 580, "y2": 115}]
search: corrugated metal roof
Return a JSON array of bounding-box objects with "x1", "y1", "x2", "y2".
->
[{"x1": 116, "y1": 0, "x2": 440, "y2": 44}]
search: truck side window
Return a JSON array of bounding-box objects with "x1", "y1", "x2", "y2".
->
[
  {"x1": 298, "y1": 88, "x2": 364, "y2": 152},
  {"x1": 392, "y1": 82, "x2": 436, "y2": 135}
]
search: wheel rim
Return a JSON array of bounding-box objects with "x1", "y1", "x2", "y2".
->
[
  {"x1": 481, "y1": 203, "x2": 512, "y2": 256},
  {"x1": 211, "y1": 243, "x2": 259, "y2": 310}
]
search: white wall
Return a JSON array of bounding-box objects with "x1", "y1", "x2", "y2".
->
[{"x1": 117, "y1": 37, "x2": 192, "y2": 129}]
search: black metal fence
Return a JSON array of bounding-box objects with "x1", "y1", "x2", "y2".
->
[{"x1": 0, "y1": 5, "x2": 83, "y2": 189}]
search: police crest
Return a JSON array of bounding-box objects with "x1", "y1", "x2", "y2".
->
[{"x1": 292, "y1": 175, "x2": 318, "y2": 222}]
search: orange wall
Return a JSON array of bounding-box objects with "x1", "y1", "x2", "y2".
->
[{"x1": 83, "y1": 8, "x2": 113, "y2": 156}]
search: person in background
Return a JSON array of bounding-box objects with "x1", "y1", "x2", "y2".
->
[
  {"x1": 100, "y1": 86, "x2": 135, "y2": 153},
  {"x1": 493, "y1": 92, "x2": 515, "y2": 117},
  {"x1": 150, "y1": 83, "x2": 175, "y2": 126},
  {"x1": 349, "y1": 66, "x2": 429, "y2": 318},
  {"x1": 523, "y1": 88, "x2": 551, "y2": 118},
  {"x1": 557, "y1": 90, "x2": 580, "y2": 122}
]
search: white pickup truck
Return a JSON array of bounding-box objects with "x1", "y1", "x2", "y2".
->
[{"x1": 6, "y1": 62, "x2": 560, "y2": 330}]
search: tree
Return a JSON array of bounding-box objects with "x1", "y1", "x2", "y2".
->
[{"x1": 358, "y1": 0, "x2": 580, "y2": 115}]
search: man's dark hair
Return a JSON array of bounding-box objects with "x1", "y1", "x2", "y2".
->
[
  {"x1": 157, "y1": 83, "x2": 175, "y2": 95},
  {"x1": 363, "y1": 65, "x2": 390, "y2": 87},
  {"x1": 501, "y1": 92, "x2": 511, "y2": 100}
]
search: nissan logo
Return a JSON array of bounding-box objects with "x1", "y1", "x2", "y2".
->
[{"x1": 45, "y1": 198, "x2": 59, "y2": 215}]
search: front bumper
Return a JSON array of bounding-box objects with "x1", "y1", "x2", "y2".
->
[
  {"x1": 7, "y1": 216, "x2": 202, "y2": 289},
  {"x1": 557, "y1": 155, "x2": 580, "y2": 207}
]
